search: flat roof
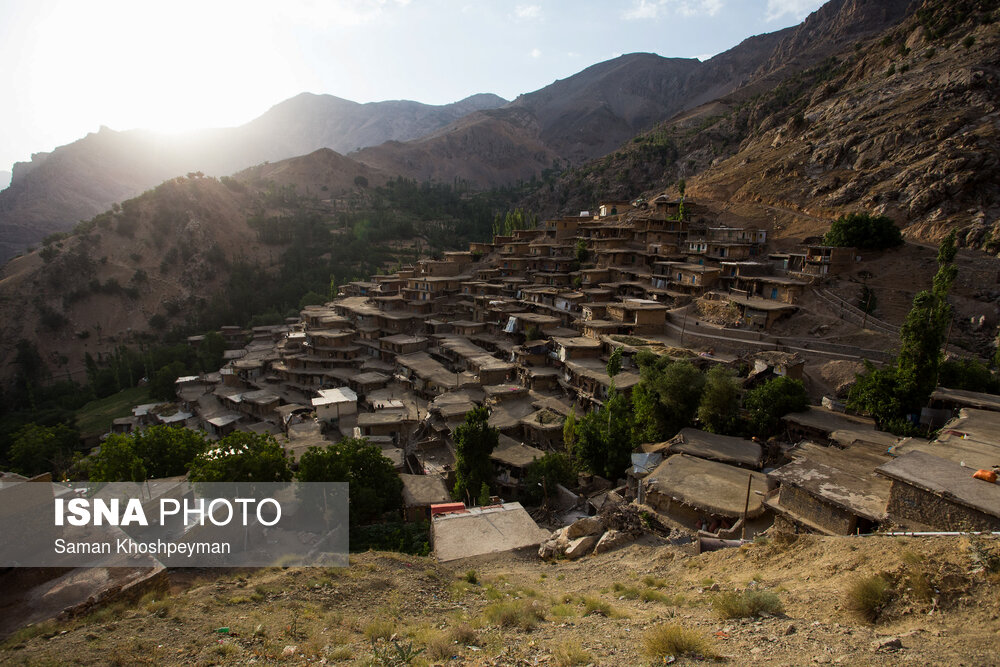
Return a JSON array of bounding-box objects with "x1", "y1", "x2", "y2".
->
[
  {"x1": 491, "y1": 441, "x2": 545, "y2": 468},
  {"x1": 400, "y1": 474, "x2": 452, "y2": 507},
  {"x1": 644, "y1": 454, "x2": 769, "y2": 517},
  {"x1": 877, "y1": 450, "x2": 1000, "y2": 518},
  {"x1": 661, "y1": 428, "x2": 762, "y2": 468},
  {"x1": 770, "y1": 442, "x2": 890, "y2": 520},
  {"x1": 783, "y1": 406, "x2": 876, "y2": 435},
  {"x1": 312, "y1": 387, "x2": 358, "y2": 407},
  {"x1": 431, "y1": 503, "x2": 550, "y2": 561},
  {"x1": 930, "y1": 386, "x2": 1000, "y2": 412}
]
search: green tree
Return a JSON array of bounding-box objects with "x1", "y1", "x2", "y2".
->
[
  {"x1": 606, "y1": 346, "x2": 623, "y2": 383},
  {"x1": 572, "y1": 388, "x2": 634, "y2": 479},
  {"x1": 8, "y1": 423, "x2": 79, "y2": 477},
  {"x1": 851, "y1": 231, "x2": 959, "y2": 432},
  {"x1": 452, "y1": 407, "x2": 498, "y2": 503},
  {"x1": 743, "y1": 376, "x2": 808, "y2": 438},
  {"x1": 297, "y1": 437, "x2": 402, "y2": 523},
  {"x1": 631, "y1": 352, "x2": 705, "y2": 443},
  {"x1": 188, "y1": 432, "x2": 292, "y2": 482},
  {"x1": 822, "y1": 212, "x2": 903, "y2": 250},
  {"x1": 523, "y1": 452, "x2": 576, "y2": 506},
  {"x1": 477, "y1": 481, "x2": 492, "y2": 506},
  {"x1": 575, "y1": 239, "x2": 590, "y2": 264},
  {"x1": 697, "y1": 366, "x2": 742, "y2": 434},
  {"x1": 90, "y1": 433, "x2": 147, "y2": 482},
  {"x1": 149, "y1": 360, "x2": 187, "y2": 401},
  {"x1": 133, "y1": 425, "x2": 208, "y2": 478},
  {"x1": 562, "y1": 409, "x2": 576, "y2": 450}
]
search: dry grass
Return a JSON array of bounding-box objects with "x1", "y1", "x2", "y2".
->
[
  {"x1": 846, "y1": 574, "x2": 893, "y2": 623},
  {"x1": 553, "y1": 641, "x2": 592, "y2": 666},
  {"x1": 363, "y1": 617, "x2": 396, "y2": 641},
  {"x1": 642, "y1": 624, "x2": 717, "y2": 660},
  {"x1": 712, "y1": 589, "x2": 784, "y2": 618},
  {"x1": 484, "y1": 599, "x2": 546, "y2": 630}
]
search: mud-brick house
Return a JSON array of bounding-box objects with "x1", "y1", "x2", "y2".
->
[
  {"x1": 519, "y1": 409, "x2": 564, "y2": 449},
  {"x1": 551, "y1": 336, "x2": 602, "y2": 362},
  {"x1": 664, "y1": 263, "x2": 721, "y2": 294},
  {"x1": 765, "y1": 441, "x2": 890, "y2": 535},
  {"x1": 379, "y1": 334, "x2": 429, "y2": 362},
  {"x1": 800, "y1": 245, "x2": 856, "y2": 277},
  {"x1": 491, "y1": 437, "x2": 545, "y2": 499},
  {"x1": 876, "y1": 450, "x2": 1000, "y2": 531},
  {"x1": 641, "y1": 454, "x2": 771, "y2": 536},
  {"x1": 722, "y1": 293, "x2": 798, "y2": 330},
  {"x1": 400, "y1": 474, "x2": 453, "y2": 522},
  {"x1": 605, "y1": 300, "x2": 667, "y2": 335},
  {"x1": 648, "y1": 428, "x2": 762, "y2": 469}
]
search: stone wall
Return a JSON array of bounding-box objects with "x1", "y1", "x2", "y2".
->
[
  {"x1": 886, "y1": 481, "x2": 1000, "y2": 531},
  {"x1": 779, "y1": 484, "x2": 856, "y2": 535}
]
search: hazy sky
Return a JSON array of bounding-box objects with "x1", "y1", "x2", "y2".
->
[{"x1": 0, "y1": 0, "x2": 825, "y2": 178}]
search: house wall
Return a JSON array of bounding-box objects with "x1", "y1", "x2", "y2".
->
[
  {"x1": 885, "y1": 481, "x2": 1000, "y2": 531},
  {"x1": 779, "y1": 484, "x2": 856, "y2": 534}
]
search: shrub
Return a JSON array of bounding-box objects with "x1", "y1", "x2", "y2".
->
[
  {"x1": 822, "y1": 212, "x2": 903, "y2": 250},
  {"x1": 581, "y1": 596, "x2": 613, "y2": 617},
  {"x1": 364, "y1": 617, "x2": 396, "y2": 641},
  {"x1": 484, "y1": 599, "x2": 545, "y2": 630},
  {"x1": 553, "y1": 642, "x2": 592, "y2": 666},
  {"x1": 642, "y1": 624, "x2": 717, "y2": 660},
  {"x1": 846, "y1": 574, "x2": 893, "y2": 622},
  {"x1": 464, "y1": 569, "x2": 478, "y2": 585},
  {"x1": 712, "y1": 589, "x2": 784, "y2": 618}
]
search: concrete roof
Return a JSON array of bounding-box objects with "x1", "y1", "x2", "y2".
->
[
  {"x1": 644, "y1": 454, "x2": 769, "y2": 518},
  {"x1": 877, "y1": 450, "x2": 1000, "y2": 518},
  {"x1": 491, "y1": 441, "x2": 545, "y2": 468},
  {"x1": 782, "y1": 407, "x2": 876, "y2": 435},
  {"x1": 400, "y1": 474, "x2": 452, "y2": 507},
  {"x1": 660, "y1": 428, "x2": 763, "y2": 468},
  {"x1": 312, "y1": 387, "x2": 358, "y2": 407},
  {"x1": 891, "y1": 408, "x2": 1000, "y2": 470},
  {"x1": 770, "y1": 442, "x2": 890, "y2": 521},
  {"x1": 930, "y1": 387, "x2": 1000, "y2": 412},
  {"x1": 431, "y1": 503, "x2": 550, "y2": 561}
]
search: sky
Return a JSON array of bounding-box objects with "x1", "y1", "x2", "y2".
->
[{"x1": 0, "y1": 0, "x2": 827, "y2": 179}]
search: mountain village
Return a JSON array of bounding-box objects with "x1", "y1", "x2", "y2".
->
[{"x1": 71, "y1": 194, "x2": 998, "y2": 566}]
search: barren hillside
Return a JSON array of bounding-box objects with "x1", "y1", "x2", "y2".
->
[{"x1": 2, "y1": 534, "x2": 997, "y2": 665}]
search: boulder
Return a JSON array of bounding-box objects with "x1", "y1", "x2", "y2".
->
[
  {"x1": 592, "y1": 529, "x2": 635, "y2": 555},
  {"x1": 565, "y1": 516, "x2": 604, "y2": 539},
  {"x1": 563, "y1": 535, "x2": 600, "y2": 560}
]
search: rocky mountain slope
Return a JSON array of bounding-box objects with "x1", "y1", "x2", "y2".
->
[
  {"x1": 0, "y1": 93, "x2": 505, "y2": 264},
  {"x1": 352, "y1": 39, "x2": 790, "y2": 187},
  {"x1": 2, "y1": 534, "x2": 998, "y2": 664},
  {"x1": 529, "y1": 0, "x2": 1000, "y2": 250}
]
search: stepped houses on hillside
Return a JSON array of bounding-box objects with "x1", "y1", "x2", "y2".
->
[{"x1": 132, "y1": 199, "x2": 1000, "y2": 549}]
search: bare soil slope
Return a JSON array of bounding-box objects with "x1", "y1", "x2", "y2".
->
[{"x1": 2, "y1": 534, "x2": 997, "y2": 665}]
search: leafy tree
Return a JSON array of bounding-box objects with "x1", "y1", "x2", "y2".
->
[
  {"x1": 846, "y1": 363, "x2": 910, "y2": 432},
  {"x1": 297, "y1": 437, "x2": 402, "y2": 523},
  {"x1": 8, "y1": 423, "x2": 79, "y2": 477},
  {"x1": 523, "y1": 452, "x2": 576, "y2": 506},
  {"x1": 452, "y1": 407, "x2": 498, "y2": 503},
  {"x1": 743, "y1": 376, "x2": 809, "y2": 438},
  {"x1": 562, "y1": 409, "x2": 576, "y2": 450},
  {"x1": 848, "y1": 232, "x2": 959, "y2": 433},
  {"x1": 631, "y1": 352, "x2": 705, "y2": 443},
  {"x1": 89, "y1": 426, "x2": 207, "y2": 481},
  {"x1": 822, "y1": 212, "x2": 903, "y2": 250},
  {"x1": 697, "y1": 366, "x2": 742, "y2": 434},
  {"x1": 575, "y1": 239, "x2": 589, "y2": 264},
  {"x1": 477, "y1": 482, "x2": 492, "y2": 506},
  {"x1": 937, "y1": 358, "x2": 1000, "y2": 394},
  {"x1": 133, "y1": 425, "x2": 208, "y2": 478},
  {"x1": 606, "y1": 346, "x2": 623, "y2": 383},
  {"x1": 298, "y1": 290, "x2": 327, "y2": 310},
  {"x1": 149, "y1": 360, "x2": 187, "y2": 401},
  {"x1": 572, "y1": 388, "x2": 634, "y2": 479},
  {"x1": 188, "y1": 432, "x2": 292, "y2": 482},
  {"x1": 90, "y1": 433, "x2": 147, "y2": 482}
]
